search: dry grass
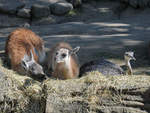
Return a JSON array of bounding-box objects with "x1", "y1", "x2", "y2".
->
[
  {"x1": 44, "y1": 71, "x2": 150, "y2": 112},
  {"x1": 0, "y1": 57, "x2": 45, "y2": 113},
  {"x1": 0, "y1": 54, "x2": 150, "y2": 112}
]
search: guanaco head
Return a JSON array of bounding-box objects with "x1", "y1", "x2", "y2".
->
[
  {"x1": 21, "y1": 50, "x2": 45, "y2": 76},
  {"x1": 124, "y1": 51, "x2": 136, "y2": 61},
  {"x1": 54, "y1": 46, "x2": 80, "y2": 64}
]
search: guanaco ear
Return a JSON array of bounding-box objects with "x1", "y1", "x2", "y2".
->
[
  {"x1": 70, "y1": 46, "x2": 80, "y2": 55},
  {"x1": 30, "y1": 50, "x2": 35, "y2": 61}
]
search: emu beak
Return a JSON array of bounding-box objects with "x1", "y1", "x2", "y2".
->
[
  {"x1": 42, "y1": 72, "x2": 45, "y2": 75},
  {"x1": 132, "y1": 57, "x2": 136, "y2": 60}
]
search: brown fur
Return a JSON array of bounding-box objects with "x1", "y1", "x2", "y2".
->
[
  {"x1": 5, "y1": 28, "x2": 44, "y2": 73},
  {"x1": 47, "y1": 42, "x2": 79, "y2": 79}
]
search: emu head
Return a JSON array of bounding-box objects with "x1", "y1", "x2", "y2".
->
[
  {"x1": 54, "y1": 46, "x2": 80, "y2": 63},
  {"x1": 21, "y1": 50, "x2": 45, "y2": 76},
  {"x1": 124, "y1": 51, "x2": 136, "y2": 61}
]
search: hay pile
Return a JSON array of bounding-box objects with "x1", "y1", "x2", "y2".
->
[{"x1": 0, "y1": 57, "x2": 150, "y2": 113}]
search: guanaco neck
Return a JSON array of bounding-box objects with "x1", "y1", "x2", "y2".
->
[
  {"x1": 125, "y1": 59, "x2": 132, "y2": 75},
  {"x1": 63, "y1": 56, "x2": 74, "y2": 78}
]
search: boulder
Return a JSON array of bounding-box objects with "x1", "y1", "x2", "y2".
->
[
  {"x1": 138, "y1": 0, "x2": 149, "y2": 8},
  {"x1": 31, "y1": 16, "x2": 57, "y2": 25},
  {"x1": 67, "y1": 0, "x2": 82, "y2": 8},
  {"x1": 17, "y1": 8, "x2": 31, "y2": 18},
  {"x1": 0, "y1": 0, "x2": 25, "y2": 15},
  {"x1": 82, "y1": 0, "x2": 89, "y2": 3},
  {"x1": 121, "y1": 0, "x2": 150, "y2": 8},
  {"x1": 50, "y1": 2, "x2": 73, "y2": 15},
  {"x1": 31, "y1": 4, "x2": 50, "y2": 19},
  {"x1": 129, "y1": 0, "x2": 138, "y2": 8}
]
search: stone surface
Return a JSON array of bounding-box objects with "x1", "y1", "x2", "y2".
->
[
  {"x1": 82, "y1": 0, "x2": 89, "y2": 2},
  {"x1": 129, "y1": 0, "x2": 138, "y2": 8},
  {"x1": 17, "y1": 8, "x2": 31, "y2": 18},
  {"x1": 31, "y1": 4, "x2": 50, "y2": 18},
  {"x1": 67, "y1": 0, "x2": 82, "y2": 8},
  {"x1": 50, "y1": 2, "x2": 73, "y2": 15},
  {"x1": 31, "y1": 16, "x2": 57, "y2": 25},
  {"x1": 0, "y1": 0, "x2": 25, "y2": 15},
  {"x1": 121, "y1": 0, "x2": 150, "y2": 8},
  {"x1": 138, "y1": 0, "x2": 149, "y2": 8}
]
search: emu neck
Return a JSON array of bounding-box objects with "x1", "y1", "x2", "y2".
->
[{"x1": 125, "y1": 59, "x2": 132, "y2": 75}]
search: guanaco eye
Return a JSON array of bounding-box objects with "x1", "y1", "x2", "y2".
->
[
  {"x1": 62, "y1": 53, "x2": 66, "y2": 58},
  {"x1": 56, "y1": 52, "x2": 58, "y2": 55}
]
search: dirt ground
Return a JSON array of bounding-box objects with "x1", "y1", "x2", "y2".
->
[{"x1": 0, "y1": 1, "x2": 150, "y2": 76}]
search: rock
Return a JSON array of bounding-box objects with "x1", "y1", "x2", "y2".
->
[
  {"x1": 31, "y1": 4, "x2": 50, "y2": 19},
  {"x1": 0, "y1": 0, "x2": 25, "y2": 15},
  {"x1": 17, "y1": 8, "x2": 31, "y2": 18},
  {"x1": 121, "y1": 0, "x2": 149, "y2": 8},
  {"x1": 21, "y1": 22, "x2": 31, "y2": 28},
  {"x1": 82, "y1": 0, "x2": 89, "y2": 3},
  {"x1": 120, "y1": 0, "x2": 129, "y2": 2},
  {"x1": 67, "y1": 0, "x2": 82, "y2": 8},
  {"x1": 48, "y1": 0, "x2": 66, "y2": 5},
  {"x1": 31, "y1": 16, "x2": 57, "y2": 25},
  {"x1": 50, "y1": 2, "x2": 73, "y2": 15},
  {"x1": 138, "y1": 0, "x2": 149, "y2": 8},
  {"x1": 129, "y1": 0, "x2": 138, "y2": 8}
]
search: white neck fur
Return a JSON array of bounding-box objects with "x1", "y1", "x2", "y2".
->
[{"x1": 125, "y1": 59, "x2": 132, "y2": 72}]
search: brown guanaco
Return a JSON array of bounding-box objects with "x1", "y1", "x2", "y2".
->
[
  {"x1": 5, "y1": 28, "x2": 46, "y2": 77},
  {"x1": 47, "y1": 42, "x2": 80, "y2": 79}
]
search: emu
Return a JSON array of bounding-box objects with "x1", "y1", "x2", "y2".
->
[
  {"x1": 80, "y1": 51, "x2": 136, "y2": 76},
  {"x1": 47, "y1": 42, "x2": 80, "y2": 79},
  {"x1": 5, "y1": 28, "x2": 46, "y2": 77}
]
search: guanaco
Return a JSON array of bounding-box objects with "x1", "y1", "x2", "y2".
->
[
  {"x1": 47, "y1": 42, "x2": 80, "y2": 79},
  {"x1": 5, "y1": 28, "x2": 46, "y2": 76}
]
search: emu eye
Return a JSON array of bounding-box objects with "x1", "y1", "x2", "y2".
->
[
  {"x1": 125, "y1": 54, "x2": 130, "y2": 57},
  {"x1": 62, "y1": 53, "x2": 66, "y2": 58}
]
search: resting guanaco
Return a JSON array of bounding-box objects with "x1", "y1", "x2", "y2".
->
[
  {"x1": 47, "y1": 42, "x2": 80, "y2": 79},
  {"x1": 5, "y1": 28, "x2": 46, "y2": 77}
]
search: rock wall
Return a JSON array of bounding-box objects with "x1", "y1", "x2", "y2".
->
[{"x1": 0, "y1": 0, "x2": 150, "y2": 27}]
